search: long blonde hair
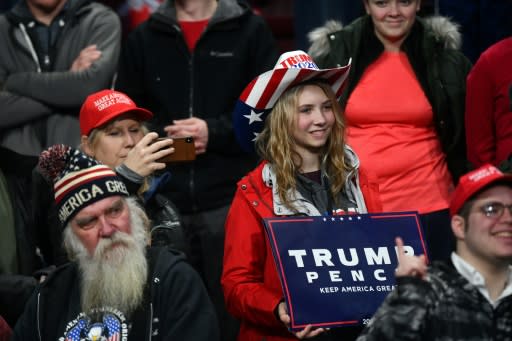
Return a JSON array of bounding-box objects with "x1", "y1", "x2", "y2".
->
[{"x1": 255, "y1": 80, "x2": 354, "y2": 210}]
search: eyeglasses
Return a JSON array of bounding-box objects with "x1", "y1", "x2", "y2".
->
[{"x1": 477, "y1": 202, "x2": 512, "y2": 219}]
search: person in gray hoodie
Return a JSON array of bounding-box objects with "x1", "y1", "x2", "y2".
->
[
  {"x1": 0, "y1": 0, "x2": 121, "y2": 328},
  {"x1": 0, "y1": 0, "x2": 121, "y2": 157}
]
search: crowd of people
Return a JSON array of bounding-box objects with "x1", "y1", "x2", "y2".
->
[{"x1": 0, "y1": 0, "x2": 511, "y2": 340}]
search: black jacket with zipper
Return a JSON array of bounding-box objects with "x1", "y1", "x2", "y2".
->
[
  {"x1": 116, "y1": 0, "x2": 279, "y2": 213},
  {"x1": 11, "y1": 247, "x2": 219, "y2": 341}
]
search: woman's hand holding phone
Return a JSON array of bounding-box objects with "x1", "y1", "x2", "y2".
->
[{"x1": 123, "y1": 132, "x2": 174, "y2": 176}]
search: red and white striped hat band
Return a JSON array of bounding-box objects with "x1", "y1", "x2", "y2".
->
[
  {"x1": 38, "y1": 144, "x2": 129, "y2": 226},
  {"x1": 239, "y1": 50, "x2": 351, "y2": 110},
  {"x1": 54, "y1": 164, "x2": 118, "y2": 203}
]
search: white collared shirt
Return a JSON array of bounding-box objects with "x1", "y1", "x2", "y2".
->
[{"x1": 451, "y1": 252, "x2": 512, "y2": 307}]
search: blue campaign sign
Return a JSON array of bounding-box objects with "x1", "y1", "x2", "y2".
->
[{"x1": 263, "y1": 212, "x2": 428, "y2": 331}]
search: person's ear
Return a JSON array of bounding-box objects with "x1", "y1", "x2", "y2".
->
[
  {"x1": 451, "y1": 215, "x2": 466, "y2": 240},
  {"x1": 363, "y1": 0, "x2": 370, "y2": 15},
  {"x1": 81, "y1": 135, "x2": 94, "y2": 157}
]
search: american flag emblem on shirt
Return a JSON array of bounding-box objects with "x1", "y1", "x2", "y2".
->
[
  {"x1": 232, "y1": 50, "x2": 350, "y2": 152},
  {"x1": 104, "y1": 314, "x2": 122, "y2": 341},
  {"x1": 65, "y1": 318, "x2": 88, "y2": 341},
  {"x1": 63, "y1": 311, "x2": 125, "y2": 341}
]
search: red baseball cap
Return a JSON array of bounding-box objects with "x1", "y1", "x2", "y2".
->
[
  {"x1": 79, "y1": 89, "x2": 153, "y2": 136},
  {"x1": 450, "y1": 164, "x2": 512, "y2": 216}
]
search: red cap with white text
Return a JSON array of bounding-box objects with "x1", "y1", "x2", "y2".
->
[
  {"x1": 79, "y1": 89, "x2": 153, "y2": 136},
  {"x1": 450, "y1": 164, "x2": 512, "y2": 216}
]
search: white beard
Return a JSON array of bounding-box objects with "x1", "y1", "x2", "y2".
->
[{"x1": 63, "y1": 198, "x2": 149, "y2": 316}]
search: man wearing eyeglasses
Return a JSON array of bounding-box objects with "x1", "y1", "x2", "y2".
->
[
  {"x1": 11, "y1": 145, "x2": 219, "y2": 341},
  {"x1": 357, "y1": 164, "x2": 512, "y2": 340}
]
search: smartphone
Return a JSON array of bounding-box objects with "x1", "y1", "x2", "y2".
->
[{"x1": 154, "y1": 137, "x2": 196, "y2": 163}]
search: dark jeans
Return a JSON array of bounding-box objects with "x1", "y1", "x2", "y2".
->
[
  {"x1": 181, "y1": 204, "x2": 239, "y2": 341},
  {"x1": 419, "y1": 208, "x2": 455, "y2": 262}
]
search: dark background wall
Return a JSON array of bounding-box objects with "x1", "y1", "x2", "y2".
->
[{"x1": 253, "y1": 0, "x2": 436, "y2": 52}]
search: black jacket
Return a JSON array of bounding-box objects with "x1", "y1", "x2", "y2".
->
[
  {"x1": 139, "y1": 178, "x2": 190, "y2": 257},
  {"x1": 116, "y1": 0, "x2": 279, "y2": 213},
  {"x1": 0, "y1": 148, "x2": 40, "y2": 328},
  {"x1": 12, "y1": 247, "x2": 219, "y2": 341}
]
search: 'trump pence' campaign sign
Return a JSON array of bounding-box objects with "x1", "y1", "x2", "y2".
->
[{"x1": 263, "y1": 212, "x2": 428, "y2": 331}]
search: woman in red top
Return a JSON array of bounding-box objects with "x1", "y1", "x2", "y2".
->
[
  {"x1": 223, "y1": 50, "x2": 382, "y2": 341},
  {"x1": 308, "y1": 0, "x2": 472, "y2": 261}
]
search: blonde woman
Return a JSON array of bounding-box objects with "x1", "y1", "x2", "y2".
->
[
  {"x1": 78, "y1": 89, "x2": 189, "y2": 253},
  {"x1": 222, "y1": 51, "x2": 382, "y2": 341},
  {"x1": 33, "y1": 90, "x2": 189, "y2": 269}
]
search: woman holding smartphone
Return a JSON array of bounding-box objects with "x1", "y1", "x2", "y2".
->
[
  {"x1": 78, "y1": 89, "x2": 189, "y2": 252},
  {"x1": 33, "y1": 90, "x2": 189, "y2": 269}
]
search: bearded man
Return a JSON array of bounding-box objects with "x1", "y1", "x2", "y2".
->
[
  {"x1": 11, "y1": 145, "x2": 219, "y2": 341},
  {"x1": 0, "y1": 0, "x2": 122, "y2": 325}
]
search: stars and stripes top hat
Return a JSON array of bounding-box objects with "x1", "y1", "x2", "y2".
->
[
  {"x1": 233, "y1": 50, "x2": 351, "y2": 152},
  {"x1": 38, "y1": 144, "x2": 129, "y2": 226}
]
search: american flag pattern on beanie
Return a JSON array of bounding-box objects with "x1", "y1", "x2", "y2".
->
[
  {"x1": 232, "y1": 50, "x2": 351, "y2": 152},
  {"x1": 38, "y1": 145, "x2": 129, "y2": 226}
]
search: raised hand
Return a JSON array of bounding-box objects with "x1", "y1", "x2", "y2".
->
[
  {"x1": 394, "y1": 237, "x2": 427, "y2": 279},
  {"x1": 123, "y1": 132, "x2": 174, "y2": 177}
]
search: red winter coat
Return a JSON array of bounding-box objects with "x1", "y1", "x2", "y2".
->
[{"x1": 221, "y1": 161, "x2": 382, "y2": 341}]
